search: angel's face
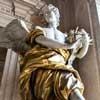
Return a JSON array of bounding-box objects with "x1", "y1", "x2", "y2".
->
[
  {"x1": 44, "y1": 10, "x2": 59, "y2": 27},
  {"x1": 44, "y1": 11, "x2": 55, "y2": 22}
]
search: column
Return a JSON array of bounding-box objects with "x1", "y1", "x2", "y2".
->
[
  {"x1": 0, "y1": 49, "x2": 19, "y2": 100},
  {"x1": 0, "y1": 49, "x2": 12, "y2": 100}
]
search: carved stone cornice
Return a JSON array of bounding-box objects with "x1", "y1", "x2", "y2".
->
[{"x1": 0, "y1": 0, "x2": 46, "y2": 28}]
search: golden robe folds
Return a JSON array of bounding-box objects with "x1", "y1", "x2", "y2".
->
[{"x1": 19, "y1": 29, "x2": 84, "y2": 100}]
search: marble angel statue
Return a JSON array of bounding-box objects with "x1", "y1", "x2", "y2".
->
[{"x1": 0, "y1": 4, "x2": 92, "y2": 100}]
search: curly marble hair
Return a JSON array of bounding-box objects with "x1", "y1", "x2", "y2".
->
[{"x1": 47, "y1": 4, "x2": 60, "y2": 21}]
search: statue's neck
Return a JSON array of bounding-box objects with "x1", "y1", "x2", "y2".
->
[{"x1": 48, "y1": 23, "x2": 58, "y2": 29}]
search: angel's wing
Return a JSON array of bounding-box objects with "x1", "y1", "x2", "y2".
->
[{"x1": 0, "y1": 19, "x2": 31, "y2": 53}]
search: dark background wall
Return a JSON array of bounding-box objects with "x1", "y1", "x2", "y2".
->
[{"x1": 74, "y1": 0, "x2": 100, "y2": 99}]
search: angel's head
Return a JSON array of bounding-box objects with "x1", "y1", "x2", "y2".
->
[
  {"x1": 31, "y1": 4, "x2": 60, "y2": 28},
  {"x1": 43, "y1": 4, "x2": 60, "y2": 27}
]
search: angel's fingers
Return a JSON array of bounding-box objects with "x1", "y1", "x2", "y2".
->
[{"x1": 89, "y1": 39, "x2": 93, "y2": 42}]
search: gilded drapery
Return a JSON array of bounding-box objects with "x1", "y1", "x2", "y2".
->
[{"x1": 19, "y1": 29, "x2": 84, "y2": 100}]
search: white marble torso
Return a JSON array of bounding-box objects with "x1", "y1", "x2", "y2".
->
[{"x1": 43, "y1": 27, "x2": 65, "y2": 44}]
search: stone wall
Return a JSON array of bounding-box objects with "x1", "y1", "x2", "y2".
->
[{"x1": 74, "y1": 0, "x2": 100, "y2": 99}]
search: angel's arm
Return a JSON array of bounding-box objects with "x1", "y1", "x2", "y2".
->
[{"x1": 35, "y1": 35, "x2": 80, "y2": 49}]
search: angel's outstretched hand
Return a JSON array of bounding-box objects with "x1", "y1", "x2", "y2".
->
[{"x1": 80, "y1": 29, "x2": 93, "y2": 45}]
